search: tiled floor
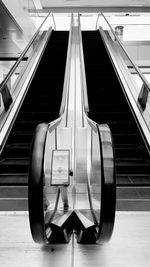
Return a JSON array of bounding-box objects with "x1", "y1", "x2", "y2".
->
[{"x1": 0, "y1": 212, "x2": 150, "y2": 267}]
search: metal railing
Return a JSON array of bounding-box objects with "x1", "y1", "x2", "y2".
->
[
  {"x1": 59, "y1": 13, "x2": 73, "y2": 117},
  {"x1": 0, "y1": 11, "x2": 53, "y2": 112},
  {"x1": 51, "y1": 13, "x2": 56, "y2": 31},
  {"x1": 96, "y1": 12, "x2": 150, "y2": 110},
  {"x1": 78, "y1": 13, "x2": 89, "y2": 114}
]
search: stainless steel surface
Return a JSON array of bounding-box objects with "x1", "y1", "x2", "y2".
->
[
  {"x1": 78, "y1": 14, "x2": 89, "y2": 114},
  {"x1": 42, "y1": 14, "x2": 115, "y2": 244},
  {"x1": 44, "y1": 17, "x2": 88, "y2": 216},
  {"x1": 0, "y1": 212, "x2": 150, "y2": 267},
  {"x1": 44, "y1": 15, "x2": 95, "y2": 218},
  {"x1": 99, "y1": 27, "x2": 150, "y2": 147},
  {"x1": 59, "y1": 13, "x2": 73, "y2": 116},
  {"x1": 51, "y1": 13, "x2": 56, "y2": 30}
]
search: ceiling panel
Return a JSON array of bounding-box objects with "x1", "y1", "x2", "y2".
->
[{"x1": 40, "y1": 0, "x2": 150, "y2": 8}]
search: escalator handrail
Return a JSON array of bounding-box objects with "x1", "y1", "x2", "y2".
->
[
  {"x1": 51, "y1": 13, "x2": 56, "y2": 30},
  {"x1": 78, "y1": 13, "x2": 89, "y2": 114},
  {"x1": 99, "y1": 12, "x2": 150, "y2": 94},
  {"x1": 0, "y1": 11, "x2": 52, "y2": 95},
  {"x1": 59, "y1": 13, "x2": 73, "y2": 117},
  {"x1": 79, "y1": 22, "x2": 116, "y2": 242},
  {"x1": 97, "y1": 124, "x2": 116, "y2": 243}
]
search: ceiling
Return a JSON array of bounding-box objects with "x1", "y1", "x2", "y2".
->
[{"x1": 32, "y1": 0, "x2": 150, "y2": 12}]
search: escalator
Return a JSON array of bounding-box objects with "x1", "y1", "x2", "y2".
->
[
  {"x1": 28, "y1": 21, "x2": 116, "y2": 245},
  {"x1": 0, "y1": 31, "x2": 69, "y2": 209},
  {"x1": 82, "y1": 30, "x2": 150, "y2": 187}
]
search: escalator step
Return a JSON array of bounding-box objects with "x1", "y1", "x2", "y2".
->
[
  {"x1": 0, "y1": 174, "x2": 28, "y2": 185},
  {"x1": 4, "y1": 143, "x2": 31, "y2": 157},
  {"x1": 0, "y1": 158, "x2": 29, "y2": 173}
]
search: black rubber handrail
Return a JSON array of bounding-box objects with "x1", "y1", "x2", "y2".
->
[
  {"x1": 97, "y1": 124, "x2": 116, "y2": 243},
  {"x1": 28, "y1": 123, "x2": 48, "y2": 244},
  {"x1": 59, "y1": 13, "x2": 73, "y2": 117},
  {"x1": 78, "y1": 13, "x2": 89, "y2": 114}
]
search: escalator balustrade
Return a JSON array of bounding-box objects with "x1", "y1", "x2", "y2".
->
[
  {"x1": 0, "y1": 31, "x2": 69, "y2": 187},
  {"x1": 28, "y1": 23, "x2": 116, "y2": 245},
  {"x1": 82, "y1": 30, "x2": 150, "y2": 186}
]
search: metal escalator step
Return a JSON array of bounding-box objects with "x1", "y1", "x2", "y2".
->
[
  {"x1": 0, "y1": 186, "x2": 27, "y2": 198},
  {"x1": 89, "y1": 119, "x2": 136, "y2": 133},
  {"x1": 13, "y1": 120, "x2": 49, "y2": 131},
  {"x1": 116, "y1": 174, "x2": 150, "y2": 186},
  {"x1": 115, "y1": 173, "x2": 150, "y2": 186},
  {"x1": 0, "y1": 158, "x2": 29, "y2": 173},
  {"x1": 0, "y1": 173, "x2": 28, "y2": 185},
  {"x1": 116, "y1": 186, "x2": 150, "y2": 211},
  {"x1": 114, "y1": 146, "x2": 144, "y2": 158},
  {"x1": 129, "y1": 175, "x2": 150, "y2": 185},
  {"x1": 113, "y1": 132, "x2": 140, "y2": 144},
  {"x1": 4, "y1": 143, "x2": 31, "y2": 157},
  {"x1": 116, "y1": 159, "x2": 150, "y2": 174},
  {"x1": 21, "y1": 103, "x2": 60, "y2": 112},
  {"x1": 89, "y1": 103, "x2": 128, "y2": 112},
  {"x1": 116, "y1": 157, "x2": 149, "y2": 163},
  {"x1": 89, "y1": 111, "x2": 131, "y2": 120},
  {"x1": 8, "y1": 132, "x2": 33, "y2": 143},
  {"x1": 0, "y1": 199, "x2": 28, "y2": 211}
]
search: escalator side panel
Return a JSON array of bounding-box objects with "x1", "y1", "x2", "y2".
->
[{"x1": 82, "y1": 30, "x2": 150, "y2": 186}]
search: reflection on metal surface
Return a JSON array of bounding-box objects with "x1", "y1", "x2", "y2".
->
[
  {"x1": 100, "y1": 13, "x2": 150, "y2": 147},
  {"x1": 99, "y1": 27, "x2": 150, "y2": 147},
  {"x1": 29, "y1": 13, "x2": 116, "y2": 245}
]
